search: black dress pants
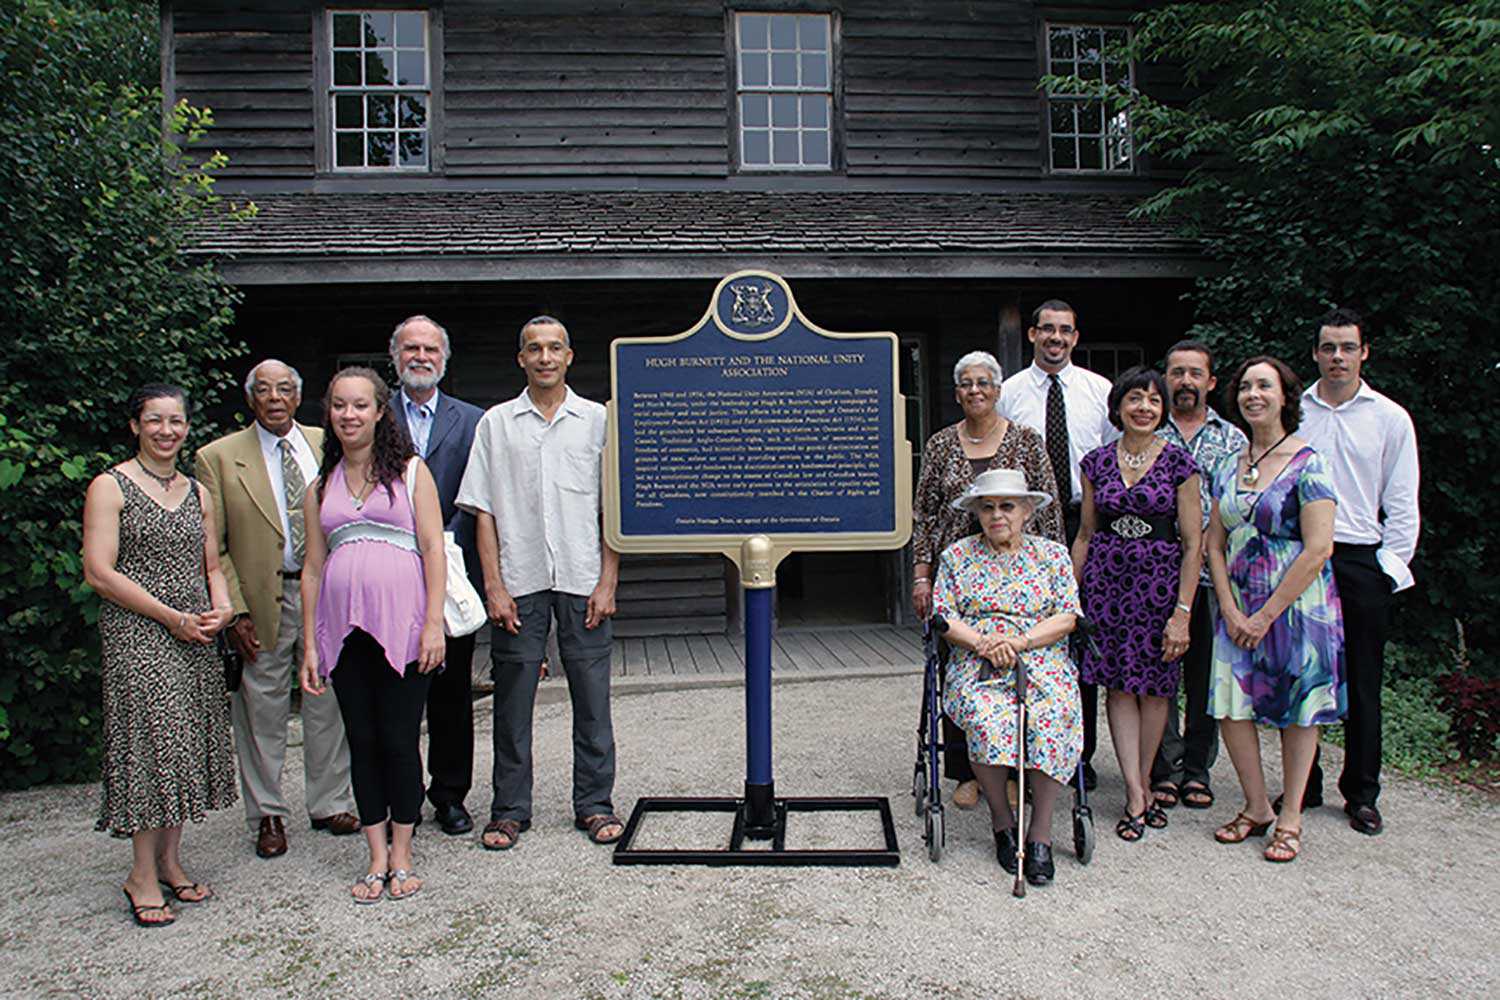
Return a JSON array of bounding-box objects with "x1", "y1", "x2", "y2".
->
[
  {"x1": 331, "y1": 629, "x2": 434, "y2": 826},
  {"x1": 1306, "y1": 544, "x2": 1393, "y2": 808},
  {"x1": 1150, "y1": 586, "x2": 1219, "y2": 788},
  {"x1": 425, "y1": 630, "x2": 477, "y2": 809}
]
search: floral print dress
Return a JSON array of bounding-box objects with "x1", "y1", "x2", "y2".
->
[
  {"x1": 1208, "y1": 447, "x2": 1346, "y2": 728},
  {"x1": 933, "y1": 533, "x2": 1084, "y2": 782}
]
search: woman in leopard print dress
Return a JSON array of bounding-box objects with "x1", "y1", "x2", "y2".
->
[{"x1": 82, "y1": 385, "x2": 237, "y2": 926}]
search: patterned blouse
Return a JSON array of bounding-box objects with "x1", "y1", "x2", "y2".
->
[{"x1": 912, "y1": 422, "x2": 1065, "y2": 566}]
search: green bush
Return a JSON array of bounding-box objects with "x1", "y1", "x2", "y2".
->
[{"x1": 0, "y1": 0, "x2": 246, "y2": 787}]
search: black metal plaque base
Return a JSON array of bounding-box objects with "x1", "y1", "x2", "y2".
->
[{"x1": 612, "y1": 794, "x2": 900, "y2": 867}]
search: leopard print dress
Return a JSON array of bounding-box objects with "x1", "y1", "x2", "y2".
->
[{"x1": 95, "y1": 470, "x2": 236, "y2": 836}]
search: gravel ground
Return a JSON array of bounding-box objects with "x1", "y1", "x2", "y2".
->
[{"x1": 2, "y1": 674, "x2": 1496, "y2": 999}]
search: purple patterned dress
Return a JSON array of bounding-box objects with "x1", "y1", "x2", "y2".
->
[{"x1": 1079, "y1": 442, "x2": 1198, "y2": 696}]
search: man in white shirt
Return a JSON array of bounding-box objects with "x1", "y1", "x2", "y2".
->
[
  {"x1": 999, "y1": 299, "x2": 1116, "y2": 787},
  {"x1": 456, "y1": 316, "x2": 622, "y2": 851},
  {"x1": 1296, "y1": 307, "x2": 1420, "y2": 836},
  {"x1": 195, "y1": 360, "x2": 357, "y2": 859}
]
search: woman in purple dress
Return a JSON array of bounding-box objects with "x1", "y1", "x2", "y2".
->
[
  {"x1": 1072, "y1": 367, "x2": 1202, "y2": 843},
  {"x1": 299, "y1": 367, "x2": 447, "y2": 904}
]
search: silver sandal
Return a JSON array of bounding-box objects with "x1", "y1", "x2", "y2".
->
[
  {"x1": 387, "y1": 868, "x2": 421, "y2": 900},
  {"x1": 351, "y1": 871, "x2": 386, "y2": 905}
]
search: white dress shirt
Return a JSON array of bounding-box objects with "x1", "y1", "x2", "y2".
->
[
  {"x1": 998, "y1": 361, "x2": 1117, "y2": 504},
  {"x1": 401, "y1": 387, "x2": 439, "y2": 458},
  {"x1": 1300, "y1": 379, "x2": 1421, "y2": 591},
  {"x1": 254, "y1": 421, "x2": 319, "y2": 572},
  {"x1": 455, "y1": 386, "x2": 607, "y2": 598}
]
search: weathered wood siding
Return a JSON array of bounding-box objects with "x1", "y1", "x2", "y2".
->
[{"x1": 167, "y1": 0, "x2": 1162, "y2": 182}]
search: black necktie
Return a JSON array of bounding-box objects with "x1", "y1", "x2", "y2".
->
[{"x1": 1046, "y1": 373, "x2": 1071, "y2": 503}]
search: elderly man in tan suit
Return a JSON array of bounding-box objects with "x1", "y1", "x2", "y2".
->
[{"x1": 196, "y1": 359, "x2": 357, "y2": 859}]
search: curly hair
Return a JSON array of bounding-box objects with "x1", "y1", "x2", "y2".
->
[{"x1": 315, "y1": 366, "x2": 414, "y2": 503}]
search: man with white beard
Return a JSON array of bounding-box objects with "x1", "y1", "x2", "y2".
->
[{"x1": 389, "y1": 315, "x2": 486, "y2": 835}]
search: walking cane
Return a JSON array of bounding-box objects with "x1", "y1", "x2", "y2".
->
[{"x1": 1012, "y1": 650, "x2": 1028, "y2": 899}]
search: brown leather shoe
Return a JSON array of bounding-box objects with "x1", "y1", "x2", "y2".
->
[
  {"x1": 310, "y1": 812, "x2": 361, "y2": 836},
  {"x1": 256, "y1": 816, "x2": 288, "y2": 859}
]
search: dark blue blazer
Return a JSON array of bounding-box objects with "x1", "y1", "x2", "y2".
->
[{"x1": 393, "y1": 389, "x2": 485, "y2": 593}]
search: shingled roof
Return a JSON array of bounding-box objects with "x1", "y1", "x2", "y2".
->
[{"x1": 190, "y1": 189, "x2": 1207, "y2": 284}]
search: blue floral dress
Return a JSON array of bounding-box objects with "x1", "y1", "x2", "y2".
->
[
  {"x1": 1208, "y1": 447, "x2": 1346, "y2": 728},
  {"x1": 933, "y1": 533, "x2": 1084, "y2": 782}
]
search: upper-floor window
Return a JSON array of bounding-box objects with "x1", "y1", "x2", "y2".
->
[
  {"x1": 1045, "y1": 24, "x2": 1133, "y2": 173},
  {"x1": 734, "y1": 13, "x2": 833, "y2": 171},
  {"x1": 329, "y1": 10, "x2": 430, "y2": 171}
]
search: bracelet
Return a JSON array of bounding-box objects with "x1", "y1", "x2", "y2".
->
[
  {"x1": 913, "y1": 577, "x2": 930, "y2": 585},
  {"x1": 1175, "y1": 602, "x2": 1192, "y2": 614}
]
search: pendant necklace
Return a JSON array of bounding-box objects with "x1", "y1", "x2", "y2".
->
[
  {"x1": 347, "y1": 464, "x2": 375, "y2": 510},
  {"x1": 136, "y1": 457, "x2": 178, "y2": 490},
  {"x1": 1241, "y1": 431, "x2": 1293, "y2": 487},
  {"x1": 1118, "y1": 440, "x2": 1155, "y2": 470},
  {"x1": 963, "y1": 420, "x2": 999, "y2": 445}
]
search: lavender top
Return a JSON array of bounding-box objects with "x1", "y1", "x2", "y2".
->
[{"x1": 314, "y1": 462, "x2": 427, "y2": 677}]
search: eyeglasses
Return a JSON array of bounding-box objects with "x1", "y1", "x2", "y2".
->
[
  {"x1": 252, "y1": 382, "x2": 297, "y2": 399},
  {"x1": 1036, "y1": 324, "x2": 1075, "y2": 336},
  {"x1": 957, "y1": 379, "x2": 995, "y2": 391}
]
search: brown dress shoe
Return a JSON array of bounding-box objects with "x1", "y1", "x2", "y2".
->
[
  {"x1": 310, "y1": 812, "x2": 361, "y2": 836},
  {"x1": 256, "y1": 816, "x2": 288, "y2": 859}
]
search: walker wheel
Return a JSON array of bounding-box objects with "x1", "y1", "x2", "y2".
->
[
  {"x1": 926, "y1": 806, "x2": 944, "y2": 863},
  {"x1": 1073, "y1": 805, "x2": 1095, "y2": 865},
  {"x1": 912, "y1": 761, "x2": 928, "y2": 817}
]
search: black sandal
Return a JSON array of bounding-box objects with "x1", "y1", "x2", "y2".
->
[
  {"x1": 1151, "y1": 781, "x2": 1180, "y2": 808},
  {"x1": 1115, "y1": 812, "x2": 1146, "y2": 842},
  {"x1": 1181, "y1": 783, "x2": 1215, "y2": 809},
  {"x1": 123, "y1": 887, "x2": 175, "y2": 927},
  {"x1": 1144, "y1": 802, "x2": 1170, "y2": 829}
]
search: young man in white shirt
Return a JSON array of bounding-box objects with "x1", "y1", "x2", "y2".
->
[
  {"x1": 1295, "y1": 307, "x2": 1420, "y2": 836},
  {"x1": 456, "y1": 316, "x2": 622, "y2": 851},
  {"x1": 999, "y1": 299, "x2": 1116, "y2": 788}
]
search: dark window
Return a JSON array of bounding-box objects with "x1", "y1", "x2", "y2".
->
[
  {"x1": 734, "y1": 13, "x2": 833, "y2": 171},
  {"x1": 328, "y1": 10, "x2": 431, "y2": 171},
  {"x1": 1045, "y1": 24, "x2": 1133, "y2": 174}
]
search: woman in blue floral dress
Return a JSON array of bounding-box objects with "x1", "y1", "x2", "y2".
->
[
  {"x1": 933, "y1": 468, "x2": 1082, "y2": 887},
  {"x1": 1207, "y1": 357, "x2": 1344, "y2": 864}
]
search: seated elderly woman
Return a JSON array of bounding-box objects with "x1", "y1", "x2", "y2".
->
[{"x1": 932, "y1": 468, "x2": 1083, "y2": 886}]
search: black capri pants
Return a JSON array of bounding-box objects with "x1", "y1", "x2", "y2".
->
[{"x1": 330, "y1": 628, "x2": 433, "y2": 826}]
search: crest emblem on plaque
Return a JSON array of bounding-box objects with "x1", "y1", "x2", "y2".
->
[{"x1": 729, "y1": 281, "x2": 777, "y2": 328}]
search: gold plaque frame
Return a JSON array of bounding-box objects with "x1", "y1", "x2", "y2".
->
[{"x1": 605, "y1": 270, "x2": 913, "y2": 576}]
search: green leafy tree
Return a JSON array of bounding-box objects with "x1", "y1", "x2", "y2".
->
[
  {"x1": 0, "y1": 0, "x2": 248, "y2": 787},
  {"x1": 1049, "y1": 0, "x2": 1500, "y2": 660}
]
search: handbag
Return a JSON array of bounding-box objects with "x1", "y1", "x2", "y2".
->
[
  {"x1": 403, "y1": 458, "x2": 487, "y2": 637},
  {"x1": 218, "y1": 631, "x2": 244, "y2": 693}
]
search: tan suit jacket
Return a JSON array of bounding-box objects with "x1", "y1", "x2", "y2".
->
[{"x1": 195, "y1": 423, "x2": 324, "y2": 648}]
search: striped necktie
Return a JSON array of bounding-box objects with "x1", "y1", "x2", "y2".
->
[{"x1": 278, "y1": 438, "x2": 307, "y2": 566}]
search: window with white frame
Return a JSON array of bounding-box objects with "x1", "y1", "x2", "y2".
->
[
  {"x1": 329, "y1": 9, "x2": 430, "y2": 170},
  {"x1": 734, "y1": 13, "x2": 833, "y2": 171},
  {"x1": 1045, "y1": 24, "x2": 1133, "y2": 173}
]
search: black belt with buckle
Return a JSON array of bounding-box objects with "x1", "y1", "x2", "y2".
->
[{"x1": 1101, "y1": 513, "x2": 1179, "y2": 543}]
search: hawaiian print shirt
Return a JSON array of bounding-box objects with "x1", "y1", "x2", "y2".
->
[{"x1": 1157, "y1": 407, "x2": 1246, "y2": 584}]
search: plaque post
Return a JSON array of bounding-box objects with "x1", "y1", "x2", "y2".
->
[{"x1": 740, "y1": 536, "x2": 776, "y2": 838}]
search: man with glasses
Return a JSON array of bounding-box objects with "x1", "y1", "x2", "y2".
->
[
  {"x1": 999, "y1": 299, "x2": 1116, "y2": 788},
  {"x1": 196, "y1": 360, "x2": 358, "y2": 859},
  {"x1": 1294, "y1": 307, "x2": 1420, "y2": 836}
]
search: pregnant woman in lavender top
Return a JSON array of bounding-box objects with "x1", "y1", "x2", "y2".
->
[{"x1": 299, "y1": 367, "x2": 446, "y2": 904}]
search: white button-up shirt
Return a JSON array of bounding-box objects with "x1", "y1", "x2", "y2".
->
[
  {"x1": 455, "y1": 386, "x2": 607, "y2": 599},
  {"x1": 254, "y1": 421, "x2": 319, "y2": 572},
  {"x1": 1300, "y1": 379, "x2": 1421, "y2": 591},
  {"x1": 401, "y1": 387, "x2": 439, "y2": 458},
  {"x1": 999, "y1": 361, "x2": 1117, "y2": 504}
]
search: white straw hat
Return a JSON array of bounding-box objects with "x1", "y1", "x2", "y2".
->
[{"x1": 950, "y1": 468, "x2": 1053, "y2": 513}]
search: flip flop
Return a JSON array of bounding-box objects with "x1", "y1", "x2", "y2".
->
[
  {"x1": 123, "y1": 887, "x2": 175, "y2": 928},
  {"x1": 387, "y1": 869, "x2": 422, "y2": 900},
  {"x1": 351, "y1": 872, "x2": 386, "y2": 905},
  {"x1": 158, "y1": 879, "x2": 213, "y2": 903}
]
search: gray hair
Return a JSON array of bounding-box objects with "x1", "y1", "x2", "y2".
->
[
  {"x1": 244, "y1": 359, "x2": 303, "y2": 399},
  {"x1": 389, "y1": 314, "x2": 452, "y2": 362},
  {"x1": 519, "y1": 315, "x2": 570, "y2": 351},
  {"x1": 953, "y1": 351, "x2": 1003, "y2": 387}
]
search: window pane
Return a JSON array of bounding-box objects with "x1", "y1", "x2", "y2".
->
[
  {"x1": 1079, "y1": 135, "x2": 1103, "y2": 170},
  {"x1": 742, "y1": 129, "x2": 770, "y2": 165},
  {"x1": 333, "y1": 51, "x2": 362, "y2": 86},
  {"x1": 397, "y1": 50, "x2": 425, "y2": 87},
  {"x1": 365, "y1": 51, "x2": 393, "y2": 86},
  {"x1": 771, "y1": 129, "x2": 799, "y2": 164},
  {"x1": 395, "y1": 12, "x2": 424, "y2": 48},
  {"x1": 363, "y1": 11, "x2": 393, "y2": 47},
  {"x1": 399, "y1": 94, "x2": 427, "y2": 129},
  {"x1": 771, "y1": 94, "x2": 799, "y2": 128},
  {"x1": 771, "y1": 52, "x2": 798, "y2": 87},
  {"x1": 801, "y1": 95, "x2": 828, "y2": 129},
  {"x1": 367, "y1": 131, "x2": 395, "y2": 167},
  {"x1": 739, "y1": 14, "x2": 769, "y2": 51},
  {"x1": 336, "y1": 131, "x2": 364, "y2": 167},
  {"x1": 740, "y1": 52, "x2": 768, "y2": 87},
  {"x1": 399, "y1": 131, "x2": 427, "y2": 167},
  {"x1": 1048, "y1": 27, "x2": 1074, "y2": 64},
  {"x1": 799, "y1": 15, "x2": 827, "y2": 50},
  {"x1": 1051, "y1": 136, "x2": 1077, "y2": 170},
  {"x1": 1078, "y1": 47, "x2": 1102, "y2": 81},
  {"x1": 1103, "y1": 28, "x2": 1129, "y2": 58},
  {"x1": 740, "y1": 94, "x2": 769, "y2": 128},
  {"x1": 769, "y1": 16, "x2": 797, "y2": 50},
  {"x1": 1085, "y1": 101, "x2": 1105, "y2": 134},
  {"x1": 335, "y1": 94, "x2": 363, "y2": 128},
  {"x1": 332, "y1": 13, "x2": 361, "y2": 48},
  {"x1": 1049, "y1": 101, "x2": 1074, "y2": 136},
  {"x1": 367, "y1": 93, "x2": 395, "y2": 129},
  {"x1": 801, "y1": 53, "x2": 827, "y2": 89},
  {"x1": 802, "y1": 128, "x2": 829, "y2": 166}
]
